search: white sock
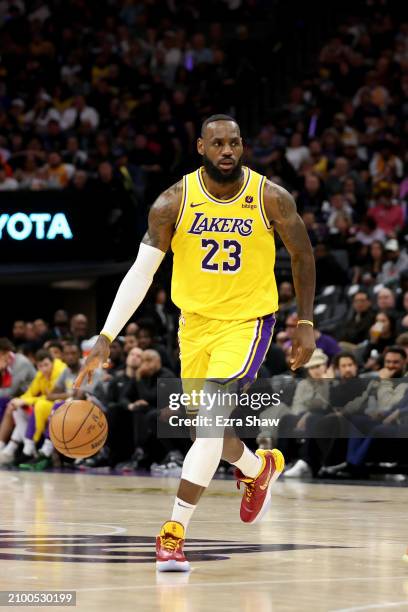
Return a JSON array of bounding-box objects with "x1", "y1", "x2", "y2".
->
[
  {"x1": 22, "y1": 438, "x2": 36, "y2": 456},
  {"x1": 40, "y1": 438, "x2": 54, "y2": 458},
  {"x1": 4, "y1": 440, "x2": 18, "y2": 455},
  {"x1": 171, "y1": 497, "x2": 196, "y2": 533},
  {"x1": 0, "y1": 441, "x2": 5, "y2": 451},
  {"x1": 232, "y1": 445, "x2": 262, "y2": 478}
]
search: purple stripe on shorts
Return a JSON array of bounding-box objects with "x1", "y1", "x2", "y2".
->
[
  {"x1": 226, "y1": 317, "x2": 261, "y2": 382},
  {"x1": 0, "y1": 397, "x2": 9, "y2": 422},
  {"x1": 45, "y1": 400, "x2": 65, "y2": 439},
  {"x1": 244, "y1": 313, "x2": 276, "y2": 382},
  {"x1": 25, "y1": 410, "x2": 36, "y2": 440}
]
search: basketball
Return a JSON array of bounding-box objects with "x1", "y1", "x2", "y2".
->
[{"x1": 49, "y1": 399, "x2": 108, "y2": 459}]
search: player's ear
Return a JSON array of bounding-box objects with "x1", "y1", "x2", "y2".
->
[{"x1": 197, "y1": 138, "x2": 204, "y2": 156}]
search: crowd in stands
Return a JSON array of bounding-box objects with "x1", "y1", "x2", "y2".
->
[{"x1": 0, "y1": 1, "x2": 407, "y2": 479}]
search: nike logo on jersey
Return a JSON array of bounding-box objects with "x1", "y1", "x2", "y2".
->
[{"x1": 190, "y1": 201, "x2": 207, "y2": 207}]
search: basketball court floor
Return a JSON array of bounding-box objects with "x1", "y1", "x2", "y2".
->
[{"x1": 0, "y1": 470, "x2": 407, "y2": 612}]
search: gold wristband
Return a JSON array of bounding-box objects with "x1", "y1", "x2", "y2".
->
[
  {"x1": 100, "y1": 331, "x2": 113, "y2": 343},
  {"x1": 297, "y1": 320, "x2": 314, "y2": 327}
]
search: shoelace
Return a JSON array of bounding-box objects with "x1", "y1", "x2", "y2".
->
[
  {"x1": 161, "y1": 534, "x2": 179, "y2": 551},
  {"x1": 236, "y1": 477, "x2": 255, "y2": 500}
]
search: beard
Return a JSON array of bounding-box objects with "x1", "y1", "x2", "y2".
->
[{"x1": 202, "y1": 154, "x2": 243, "y2": 184}]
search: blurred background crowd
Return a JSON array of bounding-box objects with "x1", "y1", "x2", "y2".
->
[{"x1": 0, "y1": 0, "x2": 407, "y2": 480}]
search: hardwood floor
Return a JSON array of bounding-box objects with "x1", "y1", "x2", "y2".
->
[{"x1": 0, "y1": 470, "x2": 407, "y2": 612}]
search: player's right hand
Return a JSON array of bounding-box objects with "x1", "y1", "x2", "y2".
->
[{"x1": 74, "y1": 335, "x2": 111, "y2": 388}]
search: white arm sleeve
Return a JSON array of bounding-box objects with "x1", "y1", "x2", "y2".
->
[{"x1": 100, "y1": 242, "x2": 166, "y2": 342}]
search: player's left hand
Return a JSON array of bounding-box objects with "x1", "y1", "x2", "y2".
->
[{"x1": 290, "y1": 325, "x2": 316, "y2": 371}]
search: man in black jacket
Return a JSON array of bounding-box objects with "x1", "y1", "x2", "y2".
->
[{"x1": 341, "y1": 291, "x2": 376, "y2": 344}]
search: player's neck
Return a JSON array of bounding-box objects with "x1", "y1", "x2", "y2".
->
[{"x1": 201, "y1": 169, "x2": 245, "y2": 201}]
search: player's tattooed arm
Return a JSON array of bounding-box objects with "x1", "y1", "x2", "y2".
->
[
  {"x1": 142, "y1": 180, "x2": 183, "y2": 252},
  {"x1": 263, "y1": 180, "x2": 316, "y2": 368}
]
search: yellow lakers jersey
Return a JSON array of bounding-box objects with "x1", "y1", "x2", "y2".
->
[{"x1": 171, "y1": 166, "x2": 278, "y2": 320}]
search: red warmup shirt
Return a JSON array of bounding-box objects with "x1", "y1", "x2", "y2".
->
[{"x1": 368, "y1": 204, "x2": 404, "y2": 234}]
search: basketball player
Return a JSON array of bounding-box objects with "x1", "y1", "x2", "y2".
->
[{"x1": 75, "y1": 115, "x2": 316, "y2": 571}]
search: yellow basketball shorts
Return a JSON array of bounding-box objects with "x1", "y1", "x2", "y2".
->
[{"x1": 178, "y1": 311, "x2": 276, "y2": 385}]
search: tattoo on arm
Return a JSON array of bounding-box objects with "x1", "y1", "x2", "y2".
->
[
  {"x1": 142, "y1": 180, "x2": 182, "y2": 252},
  {"x1": 263, "y1": 180, "x2": 316, "y2": 320}
]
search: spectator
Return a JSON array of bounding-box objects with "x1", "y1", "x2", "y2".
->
[
  {"x1": 341, "y1": 291, "x2": 376, "y2": 344},
  {"x1": 363, "y1": 311, "x2": 397, "y2": 362},
  {"x1": 0, "y1": 166, "x2": 18, "y2": 190},
  {"x1": 50, "y1": 309, "x2": 70, "y2": 339},
  {"x1": 377, "y1": 239, "x2": 408, "y2": 286},
  {"x1": 0, "y1": 338, "x2": 36, "y2": 447},
  {"x1": 70, "y1": 314, "x2": 89, "y2": 344},
  {"x1": 279, "y1": 349, "x2": 330, "y2": 478},
  {"x1": 61, "y1": 95, "x2": 99, "y2": 132},
  {"x1": 297, "y1": 173, "x2": 326, "y2": 215},
  {"x1": 354, "y1": 217, "x2": 386, "y2": 246},
  {"x1": 367, "y1": 189, "x2": 405, "y2": 236},
  {"x1": 314, "y1": 243, "x2": 349, "y2": 290},
  {"x1": 43, "y1": 152, "x2": 72, "y2": 189},
  {"x1": 94, "y1": 346, "x2": 145, "y2": 468},
  {"x1": 0, "y1": 349, "x2": 66, "y2": 466},
  {"x1": 11, "y1": 320, "x2": 27, "y2": 348},
  {"x1": 376, "y1": 287, "x2": 396, "y2": 312},
  {"x1": 285, "y1": 132, "x2": 310, "y2": 171}
]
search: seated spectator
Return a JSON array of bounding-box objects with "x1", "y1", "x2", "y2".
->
[
  {"x1": 50, "y1": 309, "x2": 70, "y2": 339},
  {"x1": 11, "y1": 320, "x2": 27, "y2": 349},
  {"x1": 314, "y1": 243, "x2": 349, "y2": 290},
  {"x1": 0, "y1": 350, "x2": 66, "y2": 466},
  {"x1": 33, "y1": 318, "x2": 52, "y2": 343},
  {"x1": 0, "y1": 338, "x2": 36, "y2": 447},
  {"x1": 285, "y1": 132, "x2": 310, "y2": 171},
  {"x1": 43, "y1": 152, "x2": 72, "y2": 189},
  {"x1": 367, "y1": 189, "x2": 405, "y2": 236},
  {"x1": 341, "y1": 291, "x2": 376, "y2": 344},
  {"x1": 322, "y1": 192, "x2": 354, "y2": 231},
  {"x1": 123, "y1": 333, "x2": 138, "y2": 354},
  {"x1": 316, "y1": 352, "x2": 378, "y2": 479},
  {"x1": 107, "y1": 339, "x2": 125, "y2": 374},
  {"x1": 275, "y1": 281, "x2": 296, "y2": 330},
  {"x1": 308, "y1": 139, "x2": 328, "y2": 178},
  {"x1": 278, "y1": 349, "x2": 330, "y2": 478},
  {"x1": 302, "y1": 211, "x2": 327, "y2": 246},
  {"x1": 43, "y1": 340, "x2": 64, "y2": 361},
  {"x1": 376, "y1": 345, "x2": 407, "y2": 380},
  {"x1": 354, "y1": 217, "x2": 385, "y2": 246},
  {"x1": 61, "y1": 95, "x2": 99, "y2": 131},
  {"x1": 327, "y1": 213, "x2": 353, "y2": 250},
  {"x1": 376, "y1": 287, "x2": 397, "y2": 313},
  {"x1": 136, "y1": 320, "x2": 173, "y2": 369},
  {"x1": 369, "y1": 142, "x2": 403, "y2": 187},
  {"x1": 377, "y1": 239, "x2": 408, "y2": 286},
  {"x1": 70, "y1": 313, "x2": 89, "y2": 345},
  {"x1": 356, "y1": 240, "x2": 385, "y2": 283},
  {"x1": 363, "y1": 311, "x2": 397, "y2": 362},
  {"x1": 96, "y1": 347, "x2": 144, "y2": 468},
  {"x1": 297, "y1": 173, "x2": 326, "y2": 216},
  {"x1": 0, "y1": 166, "x2": 18, "y2": 190}
]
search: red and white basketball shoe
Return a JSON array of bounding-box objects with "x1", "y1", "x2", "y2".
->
[
  {"x1": 156, "y1": 521, "x2": 190, "y2": 572},
  {"x1": 235, "y1": 449, "x2": 285, "y2": 524}
]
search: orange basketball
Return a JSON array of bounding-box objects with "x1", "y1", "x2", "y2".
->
[{"x1": 49, "y1": 399, "x2": 108, "y2": 459}]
